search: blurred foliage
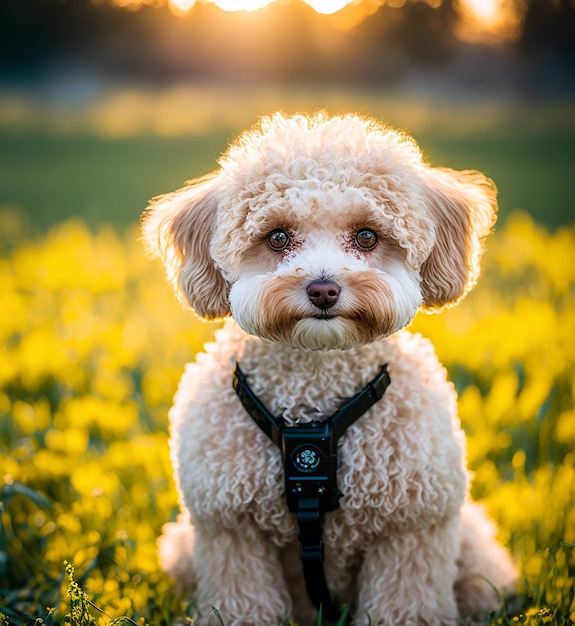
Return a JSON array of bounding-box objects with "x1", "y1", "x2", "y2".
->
[{"x1": 0, "y1": 210, "x2": 574, "y2": 624}]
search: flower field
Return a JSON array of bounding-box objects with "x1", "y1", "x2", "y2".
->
[{"x1": 0, "y1": 210, "x2": 574, "y2": 625}]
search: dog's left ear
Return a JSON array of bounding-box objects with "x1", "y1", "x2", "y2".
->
[
  {"x1": 141, "y1": 174, "x2": 231, "y2": 320},
  {"x1": 418, "y1": 167, "x2": 497, "y2": 311}
]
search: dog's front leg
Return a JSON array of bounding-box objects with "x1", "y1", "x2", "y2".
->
[
  {"x1": 193, "y1": 520, "x2": 292, "y2": 626},
  {"x1": 354, "y1": 518, "x2": 460, "y2": 626}
]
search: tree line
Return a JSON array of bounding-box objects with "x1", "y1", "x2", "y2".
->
[{"x1": 1, "y1": 0, "x2": 573, "y2": 94}]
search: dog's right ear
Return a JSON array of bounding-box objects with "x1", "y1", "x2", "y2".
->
[{"x1": 141, "y1": 174, "x2": 230, "y2": 320}]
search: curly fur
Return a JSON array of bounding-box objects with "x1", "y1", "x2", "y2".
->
[{"x1": 143, "y1": 112, "x2": 516, "y2": 626}]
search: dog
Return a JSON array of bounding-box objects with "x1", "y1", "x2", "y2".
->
[{"x1": 143, "y1": 112, "x2": 517, "y2": 626}]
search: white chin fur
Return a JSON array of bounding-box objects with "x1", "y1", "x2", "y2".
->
[
  {"x1": 290, "y1": 318, "x2": 361, "y2": 351},
  {"x1": 228, "y1": 262, "x2": 424, "y2": 351}
]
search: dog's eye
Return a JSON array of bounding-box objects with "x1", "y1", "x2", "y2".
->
[
  {"x1": 267, "y1": 229, "x2": 290, "y2": 251},
  {"x1": 355, "y1": 229, "x2": 378, "y2": 250}
]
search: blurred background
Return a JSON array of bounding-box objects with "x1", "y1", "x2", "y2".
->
[
  {"x1": 1, "y1": 2, "x2": 575, "y2": 624},
  {"x1": 0, "y1": 0, "x2": 574, "y2": 230}
]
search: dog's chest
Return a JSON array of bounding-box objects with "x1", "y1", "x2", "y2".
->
[
  {"x1": 175, "y1": 326, "x2": 465, "y2": 540},
  {"x1": 239, "y1": 341, "x2": 392, "y2": 425}
]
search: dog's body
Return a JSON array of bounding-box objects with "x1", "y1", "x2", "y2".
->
[{"x1": 144, "y1": 113, "x2": 516, "y2": 625}]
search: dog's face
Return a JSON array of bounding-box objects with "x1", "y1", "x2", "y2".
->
[
  {"x1": 143, "y1": 113, "x2": 497, "y2": 351},
  {"x1": 223, "y1": 183, "x2": 423, "y2": 351}
]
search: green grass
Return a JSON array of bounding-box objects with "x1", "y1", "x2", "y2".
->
[
  {"x1": 417, "y1": 125, "x2": 575, "y2": 227},
  {"x1": 0, "y1": 90, "x2": 573, "y2": 230},
  {"x1": 0, "y1": 131, "x2": 231, "y2": 229}
]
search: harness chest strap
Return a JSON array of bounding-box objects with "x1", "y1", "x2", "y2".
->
[{"x1": 232, "y1": 362, "x2": 391, "y2": 622}]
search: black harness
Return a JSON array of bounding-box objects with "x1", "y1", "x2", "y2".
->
[{"x1": 233, "y1": 362, "x2": 391, "y2": 623}]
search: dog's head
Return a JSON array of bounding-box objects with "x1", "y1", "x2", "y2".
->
[{"x1": 143, "y1": 112, "x2": 496, "y2": 351}]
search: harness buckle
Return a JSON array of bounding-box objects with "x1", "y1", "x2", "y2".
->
[{"x1": 282, "y1": 422, "x2": 340, "y2": 513}]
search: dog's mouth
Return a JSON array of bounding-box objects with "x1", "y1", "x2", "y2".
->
[{"x1": 311, "y1": 313, "x2": 337, "y2": 320}]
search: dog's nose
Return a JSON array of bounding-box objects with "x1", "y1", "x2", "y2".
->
[{"x1": 307, "y1": 280, "x2": 341, "y2": 310}]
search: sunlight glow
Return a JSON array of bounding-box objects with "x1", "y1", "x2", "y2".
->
[
  {"x1": 463, "y1": 0, "x2": 499, "y2": 26},
  {"x1": 302, "y1": 0, "x2": 353, "y2": 14},
  {"x1": 457, "y1": 0, "x2": 521, "y2": 42},
  {"x1": 113, "y1": 0, "x2": 147, "y2": 9},
  {"x1": 111, "y1": 0, "x2": 521, "y2": 43},
  {"x1": 213, "y1": 0, "x2": 275, "y2": 11},
  {"x1": 168, "y1": 0, "x2": 197, "y2": 14},
  {"x1": 168, "y1": 0, "x2": 354, "y2": 14}
]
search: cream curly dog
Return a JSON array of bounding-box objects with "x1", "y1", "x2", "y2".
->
[{"x1": 143, "y1": 112, "x2": 516, "y2": 626}]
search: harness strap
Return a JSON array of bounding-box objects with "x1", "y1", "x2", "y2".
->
[
  {"x1": 233, "y1": 363, "x2": 390, "y2": 442},
  {"x1": 297, "y1": 500, "x2": 341, "y2": 623},
  {"x1": 232, "y1": 362, "x2": 391, "y2": 624},
  {"x1": 233, "y1": 364, "x2": 283, "y2": 447},
  {"x1": 330, "y1": 365, "x2": 391, "y2": 440}
]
